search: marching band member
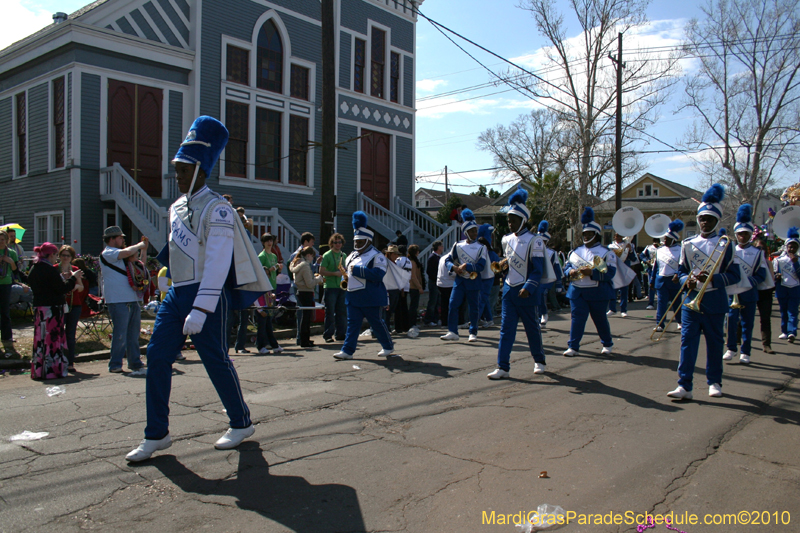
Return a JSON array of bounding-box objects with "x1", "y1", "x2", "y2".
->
[
  {"x1": 723, "y1": 205, "x2": 767, "y2": 364},
  {"x1": 477, "y1": 224, "x2": 500, "y2": 327},
  {"x1": 127, "y1": 117, "x2": 272, "y2": 462},
  {"x1": 441, "y1": 209, "x2": 488, "y2": 342},
  {"x1": 563, "y1": 207, "x2": 617, "y2": 357},
  {"x1": 753, "y1": 237, "x2": 776, "y2": 353},
  {"x1": 652, "y1": 220, "x2": 684, "y2": 332},
  {"x1": 642, "y1": 238, "x2": 660, "y2": 310},
  {"x1": 333, "y1": 212, "x2": 395, "y2": 360},
  {"x1": 537, "y1": 220, "x2": 563, "y2": 326},
  {"x1": 774, "y1": 227, "x2": 800, "y2": 343},
  {"x1": 668, "y1": 184, "x2": 740, "y2": 400},
  {"x1": 607, "y1": 233, "x2": 634, "y2": 317},
  {"x1": 487, "y1": 188, "x2": 546, "y2": 379}
]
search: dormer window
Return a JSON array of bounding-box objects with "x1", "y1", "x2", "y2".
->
[{"x1": 257, "y1": 20, "x2": 283, "y2": 93}]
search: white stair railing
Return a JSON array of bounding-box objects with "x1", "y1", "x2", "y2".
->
[
  {"x1": 419, "y1": 223, "x2": 460, "y2": 267},
  {"x1": 99, "y1": 163, "x2": 168, "y2": 251},
  {"x1": 248, "y1": 208, "x2": 302, "y2": 272},
  {"x1": 357, "y1": 193, "x2": 413, "y2": 242},
  {"x1": 393, "y1": 197, "x2": 445, "y2": 243}
]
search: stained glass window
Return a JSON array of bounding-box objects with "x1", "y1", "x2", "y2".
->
[
  {"x1": 225, "y1": 101, "x2": 248, "y2": 177},
  {"x1": 289, "y1": 115, "x2": 308, "y2": 185},
  {"x1": 354, "y1": 39, "x2": 366, "y2": 93},
  {"x1": 370, "y1": 29, "x2": 385, "y2": 98},
  {"x1": 257, "y1": 20, "x2": 283, "y2": 93},
  {"x1": 226, "y1": 46, "x2": 249, "y2": 85},
  {"x1": 256, "y1": 108, "x2": 282, "y2": 182}
]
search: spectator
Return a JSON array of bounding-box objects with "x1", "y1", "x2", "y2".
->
[
  {"x1": 100, "y1": 226, "x2": 148, "y2": 375},
  {"x1": 27, "y1": 242, "x2": 82, "y2": 379},
  {"x1": 290, "y1": 232, "x2": 317, "y2": 344},
  {"x1": 436, "y1": 251, "x2": 456, "y2": 328},
  {"x1": 394, "y1": 245, "x2": 412, "y2": 333},
  {"x1": 58, "y1": 245, "x2": 86, "y2": 373},
  {"x1": 319, "y1": 233, "x2": 347, "y2": 343},
  {"x1": 0, "y1": 230, "x2": 19, "y2": 355},
  {"x1": 425, "y1": 241, "x2": 443, "y2": 326},
  {"x1": 290, "y1": 247, "x2": 323, "y2": 348},
  {"x1": 408, "y1": 244, "x2": 425, "y2": 334},
  {"x1": 394, "y1": 230, "x2": 408, "y2": 247},
  {"x1": 450, "y1": 205, "x2": 464, "y2": 224},
  {"x1": 236, "y1": 206, "x2": 254, "y2": 235},
  {"x1": 383, "y1": 245, "x2": 403, "y2": 332},
  {"x1": 6, "y1": 228, "x2": 27, "y2": 280},
  {"x1": 256, "y1": 233, "x2": 283, "y2": 354}
]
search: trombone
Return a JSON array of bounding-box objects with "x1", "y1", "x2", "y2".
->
[
  {"x1": 491, "y1": 258, "x2": 509, "y2": 273},
  {"x1": 651, "y1": 235, "x2": 730, "y2": 341}
]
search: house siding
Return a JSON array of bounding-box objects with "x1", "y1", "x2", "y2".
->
[
  {"x1": 116, "y1": 16, "x2": 138, "y2": 37},
  {"x1": 337, "y1": 122, "x2": 359, "y2": 244},
  {"x1": 129, "y1": 9, "x2": 160, "y2": 43},
  {"x1": 340, "y1": 0, "x2": 414, "y2": 53},
  {"x1": 66, "y1": 73, "x2": 72, "y2": 160},
  {"x1": 338, "y1": 94, "x2": 413, "y2": 134},
  {"x1": 80, "y1": 73, "x2": 104, "y2": 254},
  {"x1": 169, "y1": 90, "x2": 184, "y2": 163},
  {"x1": 142, "y1": 2, "x2": 180, "y2": 48},
  {"x1": 154, "y1": 0, "x2": 189, "y2": 44},
  {"x1": 0, "y1": 97, "x2": 11, "y2": 180},
  {"x1": 339, "y1": 31, "x2": 352, "y2": 90},
  {"x1": 395, "y1": 135, "x2": 412, "y2": 204},
  {"x1": 174, "y1": 0, "x2": 190, "y2": 20},
  {"x1": 28, "y1": 83, "x2": 49, "y2": 176}
]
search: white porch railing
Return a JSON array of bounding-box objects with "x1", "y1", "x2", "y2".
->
[
  {"x1": 357, "y1": 193, "x2": 413, "y2": 242},
  {"x1": 100, "y1": 163, "x2": 169, "y2": 251},
  {"x1": 248, "y1": 208, "x2": 302, "y2": 271},
  {"x1": 419, "y1": 223, "x2": 460, "y2": 267},
  {"x1": 393, "y1": 196, "x2": 445, "y2": 243}
]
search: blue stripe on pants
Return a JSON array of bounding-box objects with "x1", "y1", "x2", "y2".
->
[
  {"x1": 448, "y1": 285, "x2": 480, "y2": 335},
  {"x1": 727, "y1": 300, "x2": 757, "y2": 355},
  {"x1": 677, "y1": 309, "x2": 724, "y2": 391},
  {"x1": 568, "y1": 297, "x2": 613, "y2": 351},
  {"x1": 144, "y1": 284, "x2": 251, "y2": 440},
  {"x1": 496, "y1": 291, "x2": 544, "y2": 371},
  {"x1": 341, "y1": 305, "x2": 393, "y2": 356}
]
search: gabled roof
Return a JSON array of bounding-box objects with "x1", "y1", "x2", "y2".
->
[
  {"x1": 620, "y1": 173, "x2": 702, "y2": 200},
  {"x1": 414, "y1": 187, "x2": 493, "y2": 211}
]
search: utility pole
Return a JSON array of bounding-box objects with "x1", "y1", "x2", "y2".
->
[
  {"x1": 609, "y1": 32, "x2": 625, "y2": 211},
  {"x1": 444, "y1": 165, "x2": 449, "y2": 204},
  {"x1": 319, "y1": 0, "x2": 336, "y2": 245}
]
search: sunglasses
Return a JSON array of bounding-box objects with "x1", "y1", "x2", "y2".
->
[{"x1": 333, "y1": 241, "x2": 344, "y2": 244}]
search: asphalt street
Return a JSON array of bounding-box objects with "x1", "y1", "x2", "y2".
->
[{"x1": 0, "y1": 300, "x2": 798, "y2": 533}]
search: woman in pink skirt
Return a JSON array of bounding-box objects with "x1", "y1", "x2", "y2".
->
[{"x1": 26, "y1": 243, "x2": 83, "y2": 380}]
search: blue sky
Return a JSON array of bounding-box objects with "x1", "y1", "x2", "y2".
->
[{"x1": 4, "y1": 0, "x2": 764, "y2": 198}]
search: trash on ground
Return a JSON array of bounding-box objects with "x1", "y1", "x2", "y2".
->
[
  {"x1": 10, "y1": 431, "x2": 49, "y2": 442},
  {"x1": 516, "y1": 504, "x2": 567, "y2": 531},
  {"x1": 538, "y1": 471, "x2": 549, "y2": 478},
  {"x1": 353, "y1": 365, "x2": 361, "y2": 370},
  {"x1": 46, "y1": 386, "x2": 66, "y2": 397}
]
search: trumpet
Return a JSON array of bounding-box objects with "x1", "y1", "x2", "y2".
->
[
  {"x1": 338, "y1": 255, "x2": 348, "y2": 289},
  {"x1": 571, "y1": 256, "x2": 608, "y2": 280},
  {"x1": 491, "y1": 258, "x2": 509, "y2": 273}
]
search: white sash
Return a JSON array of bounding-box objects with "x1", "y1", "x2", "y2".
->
[
  {"x1": 542, "y1": 248, "x2": 557, "y2": 284},
  {"x1": 757, "y1": 250, "x2": 775, "y2": 290},
  {"x1": 777, "y1": 256, "x2": 800, "y2": 287},
  {"x1": 656, "y1": 246, "x2": 680, "y2": 277},
  {"x1": 612, "y1": 259, "x2": 636, "y2": 289},
  {"x1": 346, "y1": 248, "x2": 381, "y2": 291},
  {"x1": 455, "y1": 242, "x2": 481, "y2": 279},
  {"x1": 726, "y1": 260, "x2": 752, "y2": 295},
  {"x1": 568, "y1": 250, "x2": 599, "y2": 288}
]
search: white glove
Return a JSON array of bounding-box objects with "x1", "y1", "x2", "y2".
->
[
  {"x1": 183, "y1": 309, "x2": 207, "y2": 336},
  {"x1": 556, "y1": 288, "x2": 563, "y2": 293}
]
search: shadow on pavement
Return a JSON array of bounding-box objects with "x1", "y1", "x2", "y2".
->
[{"x1": 150, "y1": 442, "x2": 366, "y2": 532}]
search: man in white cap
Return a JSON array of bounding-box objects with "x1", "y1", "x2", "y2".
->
[
  {"x1": 668, "y1": 184, "x2": 740, "y2": 400},
  {"x1": 563, "y1": 207, "x2": 617, "y2": 357},
  {"x1": 126, "y1": 116, "x2": 272, "y2": 462}
]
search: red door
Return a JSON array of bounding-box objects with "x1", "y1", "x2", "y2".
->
[
  {"x1": 361, "y1": 129, "x2": 391, "y2": 209},
  {"x1": 108, "y1": 80, "x2": 163, "y2": 197}
]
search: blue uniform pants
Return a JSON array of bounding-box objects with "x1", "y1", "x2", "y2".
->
[
  {"x1": 778, "y1": 296, "x2": 800, "y2": 336},
  {"x1": 496, "y1": 291, "x2": 544, "y2": 371},
  {"x1": 479, "y1": 278, "x2": 494, "y2": 322},
  {"x1": 647, "y1": 269, "x2": 656, "y2": 306},
  {"x1": 568, "y1": 297, "x2": 613, "y2": 351},
  {"x1": 342, "y1": 305, "x2": 393, "y2": 356},
  {"x1": 448, "y1": 285, "x2": 480, "y2": 336},
  {"x1": 538, "y1": 282, "x2": 553, "y2": 320},
  {"x1": 145, "y1": 284, "x2": 250, "y2": 440},
  {"x1": 727, "y1": 299, "x2": 757, "y2": 354},
  {"x1": 677, "y1": 309, "x2": 725, "y2": 391},
  {"x1": 608, "y1": 287, "x2": 628, "y2": 313},
  {"x1": 656, "y1": 285, "x2": 682, "y2": 327}
]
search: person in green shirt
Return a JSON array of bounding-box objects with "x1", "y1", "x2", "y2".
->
[
  {"x1": 319, "y1": 233, "x2": 348, "y2": 342},
  {"x1": 0, "y1": 230, "x2": 20, "y2": 349},
  {"x1": 255, "y1": 233, "x2": 283, "y2": 355}
]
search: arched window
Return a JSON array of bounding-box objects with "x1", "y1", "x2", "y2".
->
[{"x1": 257, "y1": 20, "x2": 283, "y2": 93}]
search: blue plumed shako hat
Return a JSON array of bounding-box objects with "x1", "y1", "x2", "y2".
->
[
  {"x1": 352, "y1": 211, "x2": 374, "y2": 240},
  {"x1": 461, "y1": 208, "x2": 477, "y2": 234},
  {"x1": 537, "y1": 220, "x2": 551, "y2": 241},
  {"x1": 477, "y1": 223, "x2": 494, "y2": 243},
  {"x1": 734, "y1": 204, "x2": 754, "y2": 234},
  {"x1": 581, "y1": 206, "x2": 602, "y2": 235},
  {"x1": 786, "y1": 227, "x2": 800, "y2": 247},
  {"x1": 507, "y1": 186, "x2": 530, "y2": 222},
  {"x1": 698, "y1": 183, "x2": 725, "y2": 219},
  {"x1": 666, "y1": 219, "x2": 684, "y2": 241},
  {"x1": 172, "y1": 116, "x2": 229, "y2": 177}
]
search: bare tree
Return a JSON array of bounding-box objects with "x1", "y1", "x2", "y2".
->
[
  {"x1": 681, "y1": 0, "x2": 800, "y2": 213},
  {"x1": 504, "y1": 0, "x2": 679, "y2": 216}
]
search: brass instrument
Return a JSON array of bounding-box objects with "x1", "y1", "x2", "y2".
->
[
  {"x1": 491, "y1": 258, "x2": 509, "y2": 274},
  {"x1": 683, "y1": 236, "x2": 731, "y2": 314},
  {"x1": 338, "y1": 254, "x2": 349, "y2": 289},
  {"x1": 730, "y1": 293, "x2": 744, "y2": 309},
  {"x1": 571, "y1": 255, "x2": 608, "y2": 280},
  {"x1": 651, "y1": 235, "x2": 730, "y2": 341},
  {"x1": 469, "y1": 271, "x2": 479, "y2": 280}
]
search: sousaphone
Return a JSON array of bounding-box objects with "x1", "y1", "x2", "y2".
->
[
  {"x1": 773, "y1": 205, "x2": 800, "y2": 240},
  {"x1": 611, "y1": 206, "x2": 644, "y2": 237},
  {"x1": 644, "y1": 214, "x2": 671, "y2": 238}
]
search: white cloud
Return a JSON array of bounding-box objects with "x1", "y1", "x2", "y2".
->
[
  {"x1": 416, "y1": 79, "x2": 448, "y2": 93},
  {"x1": 0, "y1": 2, "x2": 57, "y2": 52},
  {"x1": 417, "y1": 96, "x2": 502, "y2": 119}
]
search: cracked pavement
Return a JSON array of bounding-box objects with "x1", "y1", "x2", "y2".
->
[{"x1": 0, "y1": 300, "x2": 798, "y2": 532}]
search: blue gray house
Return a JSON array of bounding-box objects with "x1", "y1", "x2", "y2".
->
[{"x1": 0, "y1": 0, "x2": 453, "y2": 259}]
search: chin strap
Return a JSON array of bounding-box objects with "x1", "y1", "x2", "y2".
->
[
  {"x1": 516, "y1": 218, "x2": 527, "y2": 234},
  {"x1": 187, "y1": 163, "x2": 200, "y2": 203}
]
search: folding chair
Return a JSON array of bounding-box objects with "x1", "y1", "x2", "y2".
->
[{"x1": 78, "y1": 295, "x2": 113, "y2": 342}]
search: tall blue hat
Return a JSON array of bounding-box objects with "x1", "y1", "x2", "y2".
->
[
  {"x1": 718, "y1": 227, "x2": 727, "y2": 236},
  {"x1": 734, "y1": 204, "x2": 754, "y2": 234},
  {"x1": 477, "y1": 223, "x2": 494, "y2": 242},
  {"x1": 537, "y1": 220, "x2": 551, "y2": 241},
  {"x1": 697, "y1": 184, "x2": 725, "y2": 219},
  {"x1": 581, "y1": 206, "x2": 602, "y2": 234},
  {"x1": 786, "y1": 227, "x2": 800, "y2": 247},
  {"x1": 666, "y1": 219, "x2": 684, "y2": 241},
  {"x1": 352, "y1": 211, "x2": 374, "y2": 240},
  {"x1": 461, "y1": 208, "x2": 477, "y2": 234},
  {"x1": 172, "y1": 116, "x2": 229, "y2": 177},
  {"x1": 507, "y1": 186, "x2": 530, "y2": 222}
]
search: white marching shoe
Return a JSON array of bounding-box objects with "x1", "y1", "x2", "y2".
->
[
  {"x1": 653, "y1": 326, "x2": 664, "y2": 332},
  {"x1": 215, "y1": 425, "x2": 255, "y2": 450},
  {"x1": 779, "y1": 333, "x2": 788, "y2": 339},
  {"x1": 359, "y1": 329, "x2": 374, "y2": 338},
  {"x1": 440, "y1": 331, "x2": 460, "y2": 341},
  {"x1": 723, "y1": 349, "x2": 736, "y2": 361},
  {"x1": 377, "y1": 348, "x2": 394, "y2": 357},
  {"x1": 620, "y1": 312, "x2": 628, "y2": 318},
  {"x1": 606, "y1": 310, "x2": 617, "y2": 316},
  {"x1": 708, "y1": 383, "x2": 723, "y2": 397},
  {"x1": 540, "y1": 315, "x2": 548, "y2": 326},
  {"x1": 667, "y1": 386, "x2": 693, "y2": 400},
  {"x1": 487, "y1": 368, "x2": 509, "y2": 380},
  {"x1": 563, "y1": 348, "x2": 577, "y2": 357},
  {"x1": 646, "y1": 305, "x2": 655, "y2": 310},
  {"x1": 333, "y1": 351, "x2": 353, "y2": 360},
  {"x1": 468, "y1": 334, "x2": 478, "y2": 342},
  {"x1": 739, "y1": 353, "x2": 750, "y2": 364},
  {"x1": 533, "y1": 363, "x2": 546, "y2": 374},
  {"x1": 126, "y1": 435, "x2": 172, "y2": 462},
  {"x1": 601, "y1": 346, "x2": 613, "y2": 355}
]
